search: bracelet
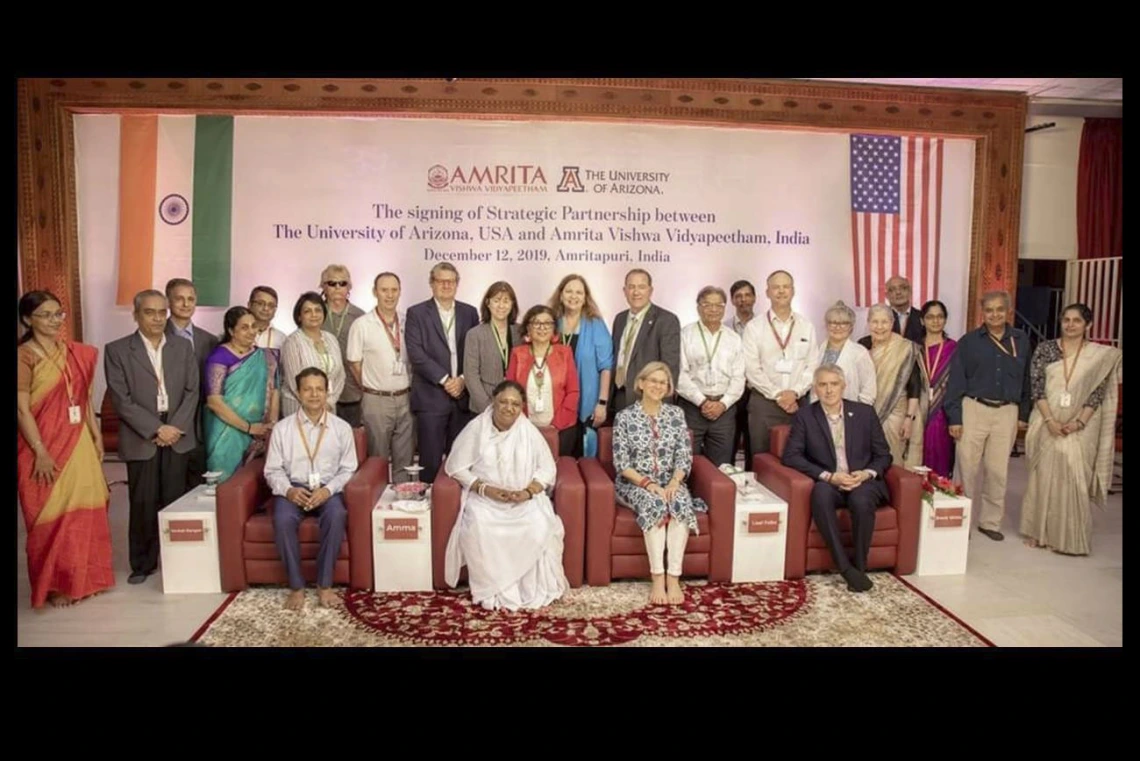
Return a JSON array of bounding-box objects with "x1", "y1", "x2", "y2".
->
[
  {"x1": 639, "y1": 476, "x2": 652, "y2": 489},
  {"x1": 245, "y1": 421, "x2": 252, "y2": 433},
  {"x1": 598, "y1": 398, "x2": 608, "y2": 405},
  {"x1": 906, "y1": 415, "x2": 916, "y2": 420}
]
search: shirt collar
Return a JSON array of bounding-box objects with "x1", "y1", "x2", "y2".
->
[
  {"x1": 137, "y1": 330, "x2": 167, "y2": 351},
  {"x1": 297, "y1": 408, "x2": 328, "y2": 429},
  {"x1": 768, "y1": 309, "x2": 795, "y2": 325},
  {"x1": 434, "y1": 299, "x2": 455, "y2": 313}
]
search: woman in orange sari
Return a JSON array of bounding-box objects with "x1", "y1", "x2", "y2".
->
[{"x1": 16, "y1": 290, "x2": 114, "y2": 608}]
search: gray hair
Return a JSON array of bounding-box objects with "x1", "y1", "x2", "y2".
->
[
  {"x1": 980, "y1": 290, "x2": 1011, "y2": 309},
  {"x1": 319, "y1": 263, "x2": 352, "y2": 287},
  {"x1": 814, "y1": 363, "x2": 847, "y2": 384},
  {"x1": 696, "y1": 285, "x2": 728, "y2": 305},
  {"x1": 867, "y1": 303, "x2": 894, "y2": 325},
  {"x1": 429, "y1": 262, "x2": 459, "y2": 282},
  {"x1": 824, "y1": 300, "x2": 855, "y2": 326},
  {"x1": 133, "y1": 289, "x2": 167, "y2": 313}
]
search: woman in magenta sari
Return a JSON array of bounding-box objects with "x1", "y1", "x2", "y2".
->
[
  {"x1": 917, "y1": 300, "x2": 957, "y2": 477},
  {"x1": 204, "y1": 307, "x2": 280, "y2": 482},
  {"x1": 16, "y1": 290, "x2": 114, "y2": 608}
]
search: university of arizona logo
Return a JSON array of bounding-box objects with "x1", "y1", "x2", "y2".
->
[{"x1": 556, "y1": 166, "x2": 585, "y2": 193}]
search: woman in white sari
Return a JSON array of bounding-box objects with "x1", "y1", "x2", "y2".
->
[
  {"x1": 444, "y1": 380, "x2": 569, "y2": 611},
  {"x1": 1021, "y1": 304, "x2": 1122, "y2": 556}
]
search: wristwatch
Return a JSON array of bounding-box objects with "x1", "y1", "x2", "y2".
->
[{"x1": 598, "y1": 398, "x2": 608, "y2": 405}]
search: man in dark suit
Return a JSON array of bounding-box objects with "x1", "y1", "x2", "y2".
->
[
  {"x1": 782, "y1": 363, "x2": 892, "y2": 592},
  {"x1": 106, "y1": 289, "x2": 200, "y2": 584},
  {"x1": 404, "y1": 262, "x2": 480, "y2": 482},
  {"x1": 164, "y1": 278, "x2": 219, "y2": 490},
  {"x1": 609, "y1": 268, "x2": 682, "y2": 413},
  {"x1": 885, "y1": 276, "x2": 925, "y2": 342}
]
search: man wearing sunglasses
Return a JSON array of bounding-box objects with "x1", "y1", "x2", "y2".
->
[{"x1": 319, "y1": 265, "x2": 366, "y2": 427}]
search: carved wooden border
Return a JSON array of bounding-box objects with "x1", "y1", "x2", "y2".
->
[{"x1": 17, "y1": 77, "x2": 1026, "y2": 340}]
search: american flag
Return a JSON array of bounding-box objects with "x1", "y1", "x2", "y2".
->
[{"x1": 850, "y1": 134, "x2": 944, "y2": 307}]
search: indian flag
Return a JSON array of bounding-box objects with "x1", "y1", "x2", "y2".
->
[{"x1": 117, "y1": 114, "x2": 233, "y2": 306}]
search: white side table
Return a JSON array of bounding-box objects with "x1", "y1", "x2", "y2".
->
[
  {"x1": 730, "y1": 476, "x2": 789, "y2": 583},
  {"x1": 915, "y1": 494, "x2": 972, "y2": 576},
  {"x1": 372, "y1": 486, "x2": 433, "y2": 592},
  {"x1": 158, "y1": 485, "x2": 222, "y2": 594}
]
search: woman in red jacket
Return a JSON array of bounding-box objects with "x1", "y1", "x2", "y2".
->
[{"x1": 506, "y1": 305, "x2": 581, "y2": 456}]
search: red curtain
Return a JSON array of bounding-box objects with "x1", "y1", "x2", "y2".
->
[{"x1": 1077, "y1": 118, "x2": 1123, "y2": 260}]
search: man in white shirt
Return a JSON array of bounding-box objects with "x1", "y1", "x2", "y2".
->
[
  {"x1": 264, "y1": 367, "x2": 358, "y2": 610},
  {"x1": 726, "y1": 279, "x2": 757, "y2": 467},
  {"x1": 248, "y1": 286, "x2": 288, "y2": 357},
  {"x1": 677, "y1": 286, "x2": 746, "y2": 466},
  {"x1": 742, "y1": 270, "x2": 819, "y2": 460},
  {"x1": 346, "y1": 272, "x2": 415, "y2": 482}
]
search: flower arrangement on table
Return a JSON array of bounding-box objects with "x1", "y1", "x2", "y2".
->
[{"x1": 921, "y1": 472, "x2": 964, "y2": 505}]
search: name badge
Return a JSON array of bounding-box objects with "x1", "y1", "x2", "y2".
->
[
  {"x1": 1058, "y1": 392, "x2": 1072, "y2": 408},
  {"x1": 533, "y1": 397, "x2": 546, "y2": 414},
  {"x1": 308, "y1": 471, "x2": 321, "y2": 491},
  {"x1": 68, "y1": 405, "x2": 82, "y2": 425},
  {"x1": 156, "y1": 390, "x2": 169, "y2": 413},
  {"x1": 393, "y1": 360, "x2": 405, "y2": 376},
  {"x1": 774, "y1": 358, "x2": 794, "y2": 374}
]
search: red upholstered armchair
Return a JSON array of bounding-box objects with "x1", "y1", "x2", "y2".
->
[
  {"x1": 753, "y1": 424, "x2": 922, "y2": 579},
  {"x1": 431, "y1": 425, "x2": 586, "y2": 590},
  {"x1": 216, "y1": 427, "x2": 387, "y2": 592},
  {"x1": 581, "y1": 426, "x2": 735, "y2": 586}
]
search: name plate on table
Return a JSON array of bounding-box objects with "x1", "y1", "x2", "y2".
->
[
  {"x1": 748, "y1": 512, "x2": 780, "y2": 533},
  {"x1": 933, "y1": 507, "x2": 965, "y2": 528},
  {"x1": 168, "y1": 519, "x2": 205, "y2": 542},
  {"x1": 383, "y1": 517, "x2": 420, "y2": 540}
]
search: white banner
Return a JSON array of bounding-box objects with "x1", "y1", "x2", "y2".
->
[{"x1": 76, "y1": 114, "x2": 975, "y2": 406}]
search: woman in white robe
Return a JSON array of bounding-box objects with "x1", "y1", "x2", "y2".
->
[{"x1": 444, "y1": 380, "x2": 568, "y2": 611}]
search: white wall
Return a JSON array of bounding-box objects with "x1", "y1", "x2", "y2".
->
[{"x1": 1019, "y1": 115, "x2": 1084, "y2": 261}]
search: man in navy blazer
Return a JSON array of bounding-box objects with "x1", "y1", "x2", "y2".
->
[
  {"x1": 404, "y1": 262, "x2": 480, "y2": 482},
  {"x1": 782, "y1": 363, "x2": 892, "y2": 592}
]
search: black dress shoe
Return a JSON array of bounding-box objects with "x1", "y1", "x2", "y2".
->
[
  {"x1": 128, "y1": 572, "x2": 147, "y2": 584},
  {"x1": 841, "y1": 567, "x2": 873, "y2": 593},
  {"x1": 977, "y1": 527, "x2": 1005, "y2": 541}
]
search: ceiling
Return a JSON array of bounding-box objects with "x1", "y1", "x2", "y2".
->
[{"x1": 804, "y1": 78, "x2": 1122, "y2": 102}]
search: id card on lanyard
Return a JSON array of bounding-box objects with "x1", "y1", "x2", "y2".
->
[{"x1": 297, "y1": 411, "x2": 328, "y2": 491}]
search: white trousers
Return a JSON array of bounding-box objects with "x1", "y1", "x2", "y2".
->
[{"x1": 644, "y1": 519, "x2": 690, "y2": 576}]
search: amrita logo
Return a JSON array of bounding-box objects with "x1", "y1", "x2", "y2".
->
[
  {"x1": 557, "y1": 166, "x2": 586, "y2": 193},
  {"x1": 427, "y1": 165, "x2": 450, "y2": 190}
]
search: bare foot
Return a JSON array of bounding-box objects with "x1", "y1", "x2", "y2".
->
[
  {"x1": 666, "y1": 575, "x2": 685, "y2": 605},
  {"x1": 1023, "y1": 537, "x2": 1048, "y2": 549},
  {"x1": 649, "y1": 574, "x2": 669, "y2": 605},
  {"x1": 47, "y1": 592, "x2": 75, "y2": 608},
  {"x1": 284, "y1": 590, "x2": 305, "y2": 611},
  {"x1": 317, "y1": 588, "x2": 338, "y2": 608}
]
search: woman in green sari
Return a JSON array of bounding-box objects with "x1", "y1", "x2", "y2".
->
[{"x1": 204, "y1": 306, "x2": 281, "y2": 482}]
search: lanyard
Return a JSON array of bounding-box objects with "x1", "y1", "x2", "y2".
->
[
  {"x1": 34, "y1": 339, "x2": 77, "y2": 404},
  {"x1": 919, "y1": 340, "x2": 947, "y2": 388},
  {"x1": 1061, "y1": 339, "x2": 1085, "y2": 391},
  {"x1": 532, "y1": 344, "x2": 552, "y2": 388},
  {"x1": 329, "y1": 307, "x2": 348, "y2": 339},
  {"x1": 492, "y1": 324, "x2": 509, "y2": 371},
  {"x1": 378, "y1": 309, "x2": 402, "y2": 357},
  {"x1": 767, "y1": 311, "x2": 795, "y2": 353},
  {"x1": 296, "y1": 410, "x2": 328, "y2": 470},
  {"x1": 698, "y1": 323, "x2": 723, "y2": 366},
  {"x1": 987, "y1": 330, "x2": 1017, "y2": 359}
]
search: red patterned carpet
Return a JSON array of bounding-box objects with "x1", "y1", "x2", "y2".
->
[{"x1": 192, "y1": 573, "x2": 991, "y2": 647}]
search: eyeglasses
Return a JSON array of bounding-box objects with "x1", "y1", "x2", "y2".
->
[
  {"x1": 699, "y1": 302, "x2": 726, "y2": 309},
  {"x1": 432, "y1": 278, "x2": 458, "y2": 286},
  {"x1": 324, "y1": 280, "x2": 349, "y2": 288},
  {"x1": 826, "y1": 321, "x2": 852, "y2": 327},
  {"x1": 250, "y1": 299, "x2": 277, "y2": 309},
  {"x1": 32, "y1": 310, "x2": 67, "y2": 322},
  {"x1": 530, "y1": 321, "x2": 555, "y2": 329}
]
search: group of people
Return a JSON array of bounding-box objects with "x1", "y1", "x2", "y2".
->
[{"x1": 16, "y1": 261, "x2": 1121, "y2": 610}]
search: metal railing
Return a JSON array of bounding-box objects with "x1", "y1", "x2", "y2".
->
[{"x1": 1066, "y1": 256, "x2": 1123, "y2": 348}]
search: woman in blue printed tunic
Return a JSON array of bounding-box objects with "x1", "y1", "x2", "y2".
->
[{"x1": 612, "y1": 361, "x2": 706, "y2": 606}]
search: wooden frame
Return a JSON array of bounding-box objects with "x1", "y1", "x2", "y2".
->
[{"x1": 17, "y1": 77, "x2": 1027, "y2": 340}]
